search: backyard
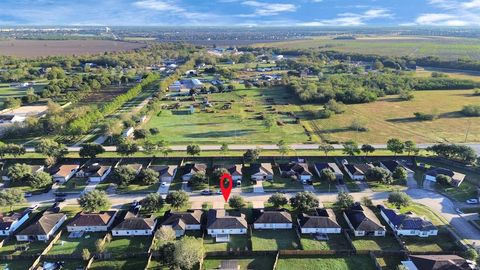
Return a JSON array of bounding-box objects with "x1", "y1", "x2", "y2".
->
[
  {"x1": 202, "y1": 256, "x2": 276, "y2": 270},
  {"x1": 203, "y1": 235, "x2": 250, "y2": 252},
  {"x1": 276, "y1": 255, "x2": 377, "y2": 270},
  {"x1": 48, "y1": 232, "x2": 104, "y2": 255},
  {"x1": 103, "y1": 236, "x2": 151, "y2": 256},
  {"x1": 251, "y1": 230, "x2": 300, "y2": 251},
  {"x1": 300, "y1": 234, "x2": 351, "y2": 251}
]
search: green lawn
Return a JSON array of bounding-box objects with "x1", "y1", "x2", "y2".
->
[
  {"x1": 57, "y1": 178, "x2": 88, "y2": 193},
  {"x1": 251, "y1": 230, "x2": 300, "y2": 251},
  {"x1": 0, "y1": 260, "x2": 35, "y2": 270},
  {"x1": 89, "y1": 259, "x2": 148, "y2": 270},
  {"x1": 301, "y1": 234, "x2": 351, "y2": 251},
  {"x1": 276, "y1": 255, "x2": 377, "y2": 270},
  {"x1": 203, "y1": 256, "x2": 276, "y2": 270},
  {"x1": 368, "y1": 179, "x2": 407, "y2": 192},
  {"x1": 203, "y1": 235, "x2": 250, "y2": 252},
  {"x1": 375, "y1": 256, "x2": 404, "y2": 270},
  {"x1": 262, "y1": 170, "x2": 304, "y2": 190},
  {"x1": 144, "y1": 86, "x2": 310, "y2": 145},
  {"x1": 116, "y1": 182, "x2": 160, "y2": 193},
  {"x1": 0, "y1": 240, "x2": 48, "y2": 256},
  {"x1": 351, "y1": 235, "x2": 401, "y2": 251},
  {"x1": 104, "y1": 236, "x2": 151, "y2": 256},
  {"x1": 48, "y1": 232, "x2": 104, "y2": 255}
]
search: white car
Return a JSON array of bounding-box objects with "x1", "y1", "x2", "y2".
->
[
  {"x1": 466, "y1": 199, "x2": 479, "y2": 204},
  {"x1": 161, "y1": 182, "x2": 167, "y2": 187}
]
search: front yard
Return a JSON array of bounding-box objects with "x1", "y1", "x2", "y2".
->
[
  {"x1": 262, "y1": 175, "x2": 304, "y2": 191},
  {"x1": 251, "y1": 230, "x2": 300, "y2": 251},
  {"x1": 300, "y1": 234, "x2": 351, "y2": 251},
  {"x1": 57, "y1": 178, "x2": 88, "y2": 193}
]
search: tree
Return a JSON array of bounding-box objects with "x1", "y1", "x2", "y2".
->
[
  {"x1": 173, "y1": 236, "x2": 204, "y2": 270},
  {"x1": 141, "y1": 193, "x2": 164, "y2": 213},
  {"x1": 166, "y1": 190, "x2": 189, "y2": 209},
  {"x1": 243, "y1": 148, "x2": 261, "y2": 164},
  {"x1": 290, "y1": 192, "x2": 319, "y2": 212},
  {"x1": 393, "y1": 167, "x2": 407, "y2": 181},
  {"x1": 79, "y1": 143, "x2": 105, "y2": 158},
  {"x1": 268, "y1": 193, "x2": 288, "y2": 208},
  {"x1": 464, "y1": 248, "x2": 478, "y2": 261},
  {"x1": 365, "y1": 167, "x2": 392, "y2": 184},
  {"x1": 117, "y1": 139, "x2": 139, "y2": 156},
  {"x1": 155, "y1": 226, "x2": 176, "y2": 243},
  {"x1": 427, "y1": 143, "x2": 477, "y2": 164},
  {"x1": 186, "y1": 144, "x2": 201, "y2": 157},
  {"x1": 7, "y1": 163, "x2": 32, "y2": 183},
  {"x1": 95, "y1": 239, "x2": 105, "y2": 253},
  {"x1": 220, "y1": 143, "x2": 229, "y2": 154},
  {"x1": 78, "y1": 190, "x2": 110, "y2": 212},
  {"x1": 404, "y1": 140, "x2": 418, "y2": 156},
  {"x1": 228, "y1": 195, "x2": 245, "y2": 209},
  {"x1": 388, "y1": 191, "x2": 411, "y2": 208},
  {"x1": 35, "y1": 138, "x2": 68, "y2": 161},
  {"x1": 436, "y1": 174, "x2": 452, "y2": 186},
  {"x1": 27, "y1": 171, "x2": 53, "y2": 189},
  {"x1": 342, "y1": 140, "x2": 360, "y2": 156},
  {"x1": 263, "y1": 115, "x2": 276, "y2": 131},
  {"x1": 139, "y1": 168, "x2": 159, "y2": 185},
  {"x1": 387, "y1": 138, "x2": 405, "y2": 156},
  {"x1": 161, "y1": 147, "x2": 173, "y2": 157},
  {"x1": 143, "y1": 140, "x2": 157, "y2": 155},
  {"x1": 189, "y1": 171, "x2": 207, "y2": 189},
  {"x1": 82, "y1": 248, "x2": 91, "y2": 261},
  {"x1": 277, "y1": 140, "x2": 291, "y2": 157},
  {"x1": 361, "y1": 196, "x2": 373, "y2": 207},
  {"x1": 318, "y1": 143, "x2": 334, "y2": 156},
  {"x1": 361, "y1": 144, "x2": 376, "y2": 156},
  {"x1": 112, "y1": 165, "x2": 137, "y2": 186},
  {"x1": 0, "y1": 189, "x2": 26, "y2": 211},
  {"x1": 0, "y1": 143, "x2": 26, "y2": 158},
  {"x1": 335, "y1": 192, "x2": 354, "y2": 209},
  {"x1": 133, "y1": 129, "x2": 149, "y2": 139},
  {"x1": 319, "y1": 168, "x2": 336, "y2": 192}
]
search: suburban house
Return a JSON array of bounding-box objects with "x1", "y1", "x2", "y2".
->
[
  {"x1": 298, "y1": 208, "x2": 341, "y2": 234},
  {"x1": 424, "y1": 167, "x2": 466, "y2": 187},
  {"x1": 342, "y1": 161, "x2": 373, "y2": 181},
  {"x1": 380, "y1": 160, "x2": 415, "y2": 178},
  {"x1": 0, "y1": 209, "x2": 31, "y2": 236},
  {"x1": 168, "y1": 79, "x2": 203, "y2": 92},
  {"x1": 112, "y1": 211, "x2": 157, "y2": 236},
  {"x1": 52, "y1": 164, "x2": 80, "y2": 183},
  {"x1": 279, "y1": 163, "x2": 313, "y2": 183},
  {"x1": 2, "y1": 164, "x2": 44, "y2": 181},
  {"x1": 149, "y1": 165, "x2": 178, "y2": 182},
  {"x1": 343, "y1": 204, "x2": 386, "y2": 237},
  {"x1": 182, "y1": 163, "x2": 207, "y2": 181},
  {"x1": 206, "y1": 209, "x2": 248, "y2": 242},
  {"x1": 225, "y1": 164, "x2": 243, "y2": 181},
  {"x1": 67, "y1": 211, "x2": 117, "y2": 232},
  {"x1": 168, "y1": 81, "x2": 188, "y2": 92},
  {"x1": 250, "y1": 163, "x2": 274, "y2": 181},
  {"x1": 253, "y1": 210, "x2": 292, "y2": 229},
  {"x1": 314, "y1": 163, "x2": 344, "y2": 181},
  {"x1": 124, "y1": 163, "x2": 143, "y2": 175},
  {"x1": 122, "y1": 127, "x2": 134, "y2": 138},
  {"x1": 16, "y1": 211, "x2": 67, "y2": 241},
  {"x1": 76, "y1": 163, "x2": 112, "y2": 182},
  {"x1": 379, "y1": 206, "x2": 438, "y2": 237},
  {"x1": 401, "y1": 255, "x2": 476, "y2": 270},
  {"x1": 0, "y1": 114, "x2": 26, "y2": 123},
  {"x1": 161, "y1": 210, "x2": 202, "y2": 237}
]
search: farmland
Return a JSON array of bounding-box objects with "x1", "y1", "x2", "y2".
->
[
  {"x1": 0, "y1": 40, "x2": 146, "y2": 57},
  {"x1": 254, "y1": 36, "x2": 480, "y2": 60}
]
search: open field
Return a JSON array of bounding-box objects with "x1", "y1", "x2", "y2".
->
[
  {"x1": 0, "y1": 81, "x2": 48, "y2": 105},
  {"x1": 309, "y1": 90, "x2": 480, "y2": 143},
  {"x1": 0, "y1": 40, "x2": 146, "y2": 57},
  {"x1": 254, "y1": 36, "x2": 480, "y2": 60},
  {"x1": 145, "y1": 85, "x2": 309, "y2": 144},
  {"x1": 276, "y1": 255, "x2": 376, "y2": 270}
]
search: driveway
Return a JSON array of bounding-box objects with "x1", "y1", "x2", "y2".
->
[
  {"x1": 253, "y1": 180, "x2": 264, "y2": 193},
  {"x1": 157, "y1": 179, "x2": 172, "y2": 194}
]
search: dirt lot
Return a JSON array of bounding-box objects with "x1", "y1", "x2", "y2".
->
[
  {"x1": 0, "y1": 40, "x2": 146, "y2": 57},
  {"x1": 80, "y1": 85, "x2": 130, "y2": 104}
]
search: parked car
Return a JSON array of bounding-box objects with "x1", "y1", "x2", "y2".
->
[
  {"x1": 55, "y1": 192, "x2": 67, "y2": 197},
  {"x1": 466, "y1": 199, "x2": 479, "y2": 204},
  {"x1": 161, "y1": 182, "x2": 167, "y2": 187},
  {"x1": 201, "y1": 189, "x2": 212, "y2": 195},
  {"x1": 28, "y1": 204, "x2": 39, "y2": 210},
  {"x1": 55, "y1": 197, "x2": 66, "y2": 202},
  {"x1": 24, "y1": 193, "x2": 32, "y2": 198}
]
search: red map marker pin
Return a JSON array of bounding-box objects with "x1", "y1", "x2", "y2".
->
[{"x1": 220, "y1": 173, "x2": 233, "y2": 202}]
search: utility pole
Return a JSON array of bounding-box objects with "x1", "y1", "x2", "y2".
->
[{"x1": 464, "y1": 120, "x2": 471, "y2": 143}]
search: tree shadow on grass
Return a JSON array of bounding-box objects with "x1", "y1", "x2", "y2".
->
[{"x1": 185, "y1": 129, "x2": 256, "y2": 138}]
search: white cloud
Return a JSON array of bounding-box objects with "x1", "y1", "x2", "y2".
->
[
  {"x1": 242, "y1": 1, "x2": 297, "y2": 16},
  {"x1": 411, "y1": 0, "x2": 480, "y2": 26},
  {"x1": 299, "y1": 8, "x2": 391, "y2": 26},
  {"x1": 133, "y1": 0, "x2": 184, "y2": 12}
]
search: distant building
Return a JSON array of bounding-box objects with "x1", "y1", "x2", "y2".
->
[
  {"x1": 380, "y1": 160, "x2": 415, "y2": 178},
  {"x1": 314, "y1": 163, "x2": 344, "y2": 181},
  {"x1": 76, "y1": 163, "x2": 112, "y2": 182},
  {"x1": 279, "y1": 162, "x2": 312, "y2": 183},
  {"x1": 182, "y1": 163, "x2": 207, "y2": 181},
  {"x1": 122, "y1": 127, "x2": 134, "y2": 138},
  {"x1": 149, "y1": 165, "x2": 178, "y2": 182},
  {"x1": 168, "y1": 79, "x2": 203, "y2": 92},
  {"x1": 2, "y1": 164, "x2": 44, "y2": 181}
]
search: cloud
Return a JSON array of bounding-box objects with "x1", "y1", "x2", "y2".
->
[
  {"x1": 241, "y1": 1, "x2": 297, "y2": 16},
  {"x1": 133, "y1": 0, "x2": 184, "y2": 12},
  {"x1": 411, "y1": 0, "x2": 480, "y2": 26},
  {"x1": 299, "y1": 8, "x2": 391, "y2": 26}
]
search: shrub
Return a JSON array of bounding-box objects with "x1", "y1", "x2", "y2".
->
[
  {"x1": 414, "y1": 112, "x2": 436, "y2": 121},
  {"x1": 461, "y1": 105, "x2": 480, "y2": 117}
]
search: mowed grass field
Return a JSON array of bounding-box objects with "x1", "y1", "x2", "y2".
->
[
  {"x1": 254, "y1": 36, "x2": 480, "y2": 60},
  {"x1": 276, "y1": 256, "x2": 376, "y2": 270},
  {"x1": 0, "y1": 81, "x2": 47, "y2": 106},
  {"x1": 145, "y1": 85, "x2": 309, "y2": 144},
  {"x1": 309, "y1": 89, "x2": 480, "y2": 143}
]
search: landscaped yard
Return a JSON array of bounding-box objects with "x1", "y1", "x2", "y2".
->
[
  {"x1": 203, "y1": 256, "x2": 276, "y2": 270},
  {"x1": 262, "y1": 174, "x2": 304, "y2": 191},
  {"x1": 116, "y1": 182, "x2": 160, "y2": 193},
  {"x1": 89, "y1": 259, "x2": 148, "y2": 270},
  {"x1": 104, "y1": 236, "x2": 151, "y2": 256},
  {"x1": 48, "y1": 232, "x2": 104, "y2": 255},
  {"x1": 276, "y1": 255, "x2": 377, "y2": 270},
  {"x1": 0, "y1": 240, "x2": 48, "y2": 256},
  {"x1": 401, "y1": 233, "x2": 460, "y2": 252},
  {"x1": 57, "y1": 177, "x2": 88, "y2": 193},
  {"x1": 351, "y1": 235, "x2": 401, "y2": 251},
  {"x1": 203, "y1": 235, "x2": 250, "y2": 252},
  {"x1": 301, "y1": 234, "x2": 351, "y2": 251},
  {"x1": 368, "y1": 179, "x2": 407, "y2": 192},
  {"x1": 251, "y1": 230, "x2": 300, "y2": 251}
]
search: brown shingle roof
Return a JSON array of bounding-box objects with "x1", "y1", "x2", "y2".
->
[
  {"x1": 18, "y1": 212, "x2": 65, "y2": 235},
  {"x1": 68, "y1": 211, "x2": 116, "y2": 227},
  {"x1": 54, "y1": 164, "x2": 79, "y2": 178}
]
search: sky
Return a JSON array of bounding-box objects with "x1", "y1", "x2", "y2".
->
[{"x1": 1, "y1": 0, "x2": 480, "y2": 26}]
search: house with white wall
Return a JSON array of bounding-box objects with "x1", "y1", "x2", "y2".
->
[
  {"x1": 343, "y1": 204, "x2": 385, "y2": 237},
  {"x1": 161, "y1": 210, "x2": 202, "y2": 237},
  {"x1": 250, "y1": 163, "x2": 273, "y2": 181},
  {"x1": 253, "y1": 210, "x2": 292, "y2": 230},
  {"x1": 207, "y1": 209, "x2": 247, "y2": 242},
  {"x1": 16, "y1": 212, "x2": 66, "y2": 242},
  {"x1": 112, "y1": 211, "x2": 157, "y2": 236},
  {"x1": 379, "y1": 206, "x2": 437, "y2": 237},
  {"x1": 298, "y1": 208, "x2": 341, "y2": 234},
  {"x1": 52, "y1": 164, "x2": 80, "y2": 183},
  {"x1": 0, "y1": 209, "x2": 31, "y2": 236},
  {"x1": 67, "y1": 211, "x2": 117, "y2": 232}
]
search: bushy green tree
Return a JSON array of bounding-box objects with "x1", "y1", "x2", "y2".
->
[{"x1": 78, "y1": 190, "x2": 110, "y2": 212}]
